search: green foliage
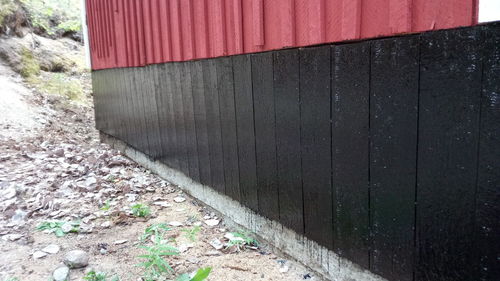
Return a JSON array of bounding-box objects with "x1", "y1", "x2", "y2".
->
[
  {"x1": 176, "y1": 267, "x2": 212, "y2": 281},
  {"x1": 19, "y1": 47, "x2": 41, "y2": 78},
  {"x1": 181, "y1": 226, "x2": 201, "y2": 242},
  {"x1": 36, "y1": 220, "x2": 80, "y2": 237},
  {"x1": 0, "y1": 0, "x2": 17, "y2": 27},
  {"x1": 83, "y1": 271, "x2": 120, "y2": 281},
  {"x1": 137, "y1": 242, "x2": 179, "y2": 279},
  {"x1": 226, "y1": 231, "x2": 259, "y2": 251},
  {"x1": 21, "y1": 0, "x2": 82, "y2": 35},
  {"x1": 100, "y1": 199, "x2": 111, "y2": 211},
  {"x1": 3, "y1": 277, "x2": 19, "y2": 281},
  {"x1": 131, "y1": 203, "x2": 151, "y2": 218},
  {"x1": 141, "y1": 223, "x2": 171, "y2": 242}
]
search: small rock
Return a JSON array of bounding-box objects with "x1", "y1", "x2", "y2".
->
[
  {"x1": 153, "y1": 201, "x2": 171, "y2": 208},
  {"x1": 168, "y1": 221, "x2": 183, "y2": 227},
  {"x1": 85, "y1": 176, "x2": 97, "y2": 186},
  {"x1": 173, "y1": 196, "x2": 186, "y2": 203},
  {"x1": 53, "y1": 266, "x2": 70, "y2": 281},
  {"x1": 42, "y1": 244, "x2": 60, "y2": 254},
  {"x1": 209, "y1": 239, "x2": 224, "y2": 250},
  {"x1": 1, "y1": 187, "x2": 16, "y2": 200},
  {"x1": 279, "y1": 265, "x2": 289, "y2": 273},
  {"x1": 33, "y1": 250, "x2": 47, "y2": 259},
  {"x1": 204, "y1": 219, "x2": 220, "y2": 227},
  {"x1": 60, "y1": 222, "x2": 74, "y2": 233},
  {"x1": 2, "y1": 233, "x2": 23, "y2": 241},
  {"x1": 178, "y1": 243, "x2": 194, "y2": 253},
  {"x1": 63, "y1": 250, "x2": 89, "y2": 268},
  {"x1": 205, "y1": 250, "x2": 222, "y2": 256},
  {"x1": 100, "y1": 221, "x2": 112, "y2": 228},
  {"x1": 113, "y1": 239, "x2": 127, "y2": 245}
]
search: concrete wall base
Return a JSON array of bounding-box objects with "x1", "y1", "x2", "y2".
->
[{"x1": 101, "y1": 132, "x2": 387, "y2": 281}]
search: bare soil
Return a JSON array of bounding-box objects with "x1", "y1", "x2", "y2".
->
[{"x1": 0, "y1": 57, "x2": 317, "y2": 281}]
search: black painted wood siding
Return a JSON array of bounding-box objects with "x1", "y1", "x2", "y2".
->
[{"x1": 92, "y1": 23, "x2": 500, "y2": 281}]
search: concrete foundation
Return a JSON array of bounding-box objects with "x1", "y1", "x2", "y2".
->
[{"x1": 101, "y1": 132, "x2": 386, "y2": 281}]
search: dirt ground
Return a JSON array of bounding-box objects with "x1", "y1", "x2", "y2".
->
[{"x1": 0, "y1": 58, "x2": 318, "y2": 281}]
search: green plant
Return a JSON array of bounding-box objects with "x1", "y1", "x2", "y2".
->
[
  {"x1": 226, "y1": 231, "x2": 259, "y2": 251},
  {"x1": 141, "y1": 223, "x2": 171, "y2": 242},
  {"x1": 0, "y1": 0, "x2": 16, "y2": 27},
  {"x1": 36, "y1": 220, "x2": 80, "y2": 237},
  {"x1": 181, "y1": 226, "x2": 201, "y2": 242},
  {"x1": 137, "y1": 242, "x2": 179, "y2": 279},
  {"x1": 176, "y1": 267, "x2": 212, "y2": 281},
  {"x1": 83, "y1": 270, "x2": 120, "y2": 281},
  {"x1": 19, "y1": 47, "x2": 41, "y2": 78},
  {"x1": 131, "y1": 203, "x2": 151, "y2": 217},
  {"x1": 100, "y1": 199, "x2": 111, "y2": 211},
  {"x1": 3, "y1": 277, "x2": 19, "y2": 281}
]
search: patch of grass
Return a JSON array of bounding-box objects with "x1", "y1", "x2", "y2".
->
[
  {"x1": 176, "y1": 267, "x2": 212, "y2": 281},
  {"x1": 137, "y1": 242, "x2": 179, "y2": 280},
  {"x1": 226, "y1": 230, "x2": 259, "y2": 251},
  {"x1": 181, "y1": 225, "x2": 201, "y2": 242},
  {"x1": 83, "y1": 271, "x2": 120, "y2": 281},
  {"x1": 27, "y1": 72, "x2": 85, "y2": 102},
  {"x1": 141, "y1": 223, "x2": 171, "y2": 242},
  {"x1": 36, "y1": 220, "x2": 79, "y2": 237},
  {"x1": 19, "y1": 47, "x2": 41, "y2": 78},
  {"x1": 131, "y1": 203, "x2": 151, "y2": 218}
]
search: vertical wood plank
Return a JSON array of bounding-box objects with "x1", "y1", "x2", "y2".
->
[
  {"x1": 331, "y1": 42, "x2": 370, "y2": 269},
  {"x1": 181, "y1": 62, "x2": 200, "y2": 182},
  {"x1": 369, "y1": 36, "x2": 419, "y2": 281},
  {"x1": 203, "y1": 59, "x2": 225, "y2": 194},
  {"x1": 299, "y1": 46, "x2": 333, "y2": 249},
  {"x1": 164, "y1": 63, "x2": 179, "y2": 170},
  {"x1": 416, "y1": 28, "x2": 482, "y2": 281},
  {"x1": 171, "y1": 63, "x2": 189, "y2": 175},
  {"x1": 252, "y1": 52, "x2": 279, "y2": 221},
  {"x1": 217, "y1": 57, "x2": 241, "y2": 201},
  {"x1": 274, "y1": 49, "x2": 303, "y2": 234},
  {"x1": 154, "y1": 64, "x2": 170, "y2": 163},
  {"x1": 233, "y1": 54, "x2": 258, "y2": 211},
  {"x1": 191, "y1": 60, "x2": 211, "y2": 186},
  {"x1": 475, "y1": 23, "x2": 500, "y2": 281}
]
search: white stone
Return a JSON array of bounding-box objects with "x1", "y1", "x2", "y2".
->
[
  {"x1": 53, "y1": 266, "x2": 70, "y2": 281},
  {"x1": 173, "y1": 196, "x2": 186, "y2": 203},
  {"x1": 204, "y1": 219, "x2": 220, "y2": 227},
  {"x1": 168, "y1": 221, "x2": 183, "y2": 227},
  {"x1": 42, "y1": 244, "x2": 60, "y2": 254},
  {"x1": 33, "y1": 250, "x2": 47, "y2": 259},
  {"x1": 113, "y1": 239, "x2": 128, "y2": 245},
  {"x1": 63, "y1": 250, "x2": 89, "y2": 268}
]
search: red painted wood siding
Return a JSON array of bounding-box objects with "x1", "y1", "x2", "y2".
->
[{"x1": 85, "y1": 0, "x2": 479, "y2": 70}]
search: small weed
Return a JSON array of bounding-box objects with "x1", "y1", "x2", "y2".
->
[
  {"x1": 36, "y1": 220, "x2": 79, "y2": 237},
  {"x1": 131, "y1": 203, "x2": 151, "y2": 217},
  {"x1": 176, "y1": 267, "x2": 212, "y2": 281},
  {"x1": 226, "y1": 230, "x2": 259, "y2": 251},
  {"x1": 137, "y1": 242, "x2": 179, "y2": 279},
  {"x1": 83, "y1": 270, "x2": 120, "y2": 281},
  {"x1": 141, "y1": 223, "x2": 171, "y2": 242},
  {"x1": 181, "y1": 226, "x2": 201, "y2": 242},
  {"x1": 100, "y1": 199, "x2": 111, "y2": 211}
]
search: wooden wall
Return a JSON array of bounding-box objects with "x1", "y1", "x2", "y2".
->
[{"x1": 92, "y1": 23, "x2": 499, "y2": 281}]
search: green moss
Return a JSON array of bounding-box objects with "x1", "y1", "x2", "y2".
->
[{"x1": 19, "y1": 47, "x2": 41, "y2": 78}]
